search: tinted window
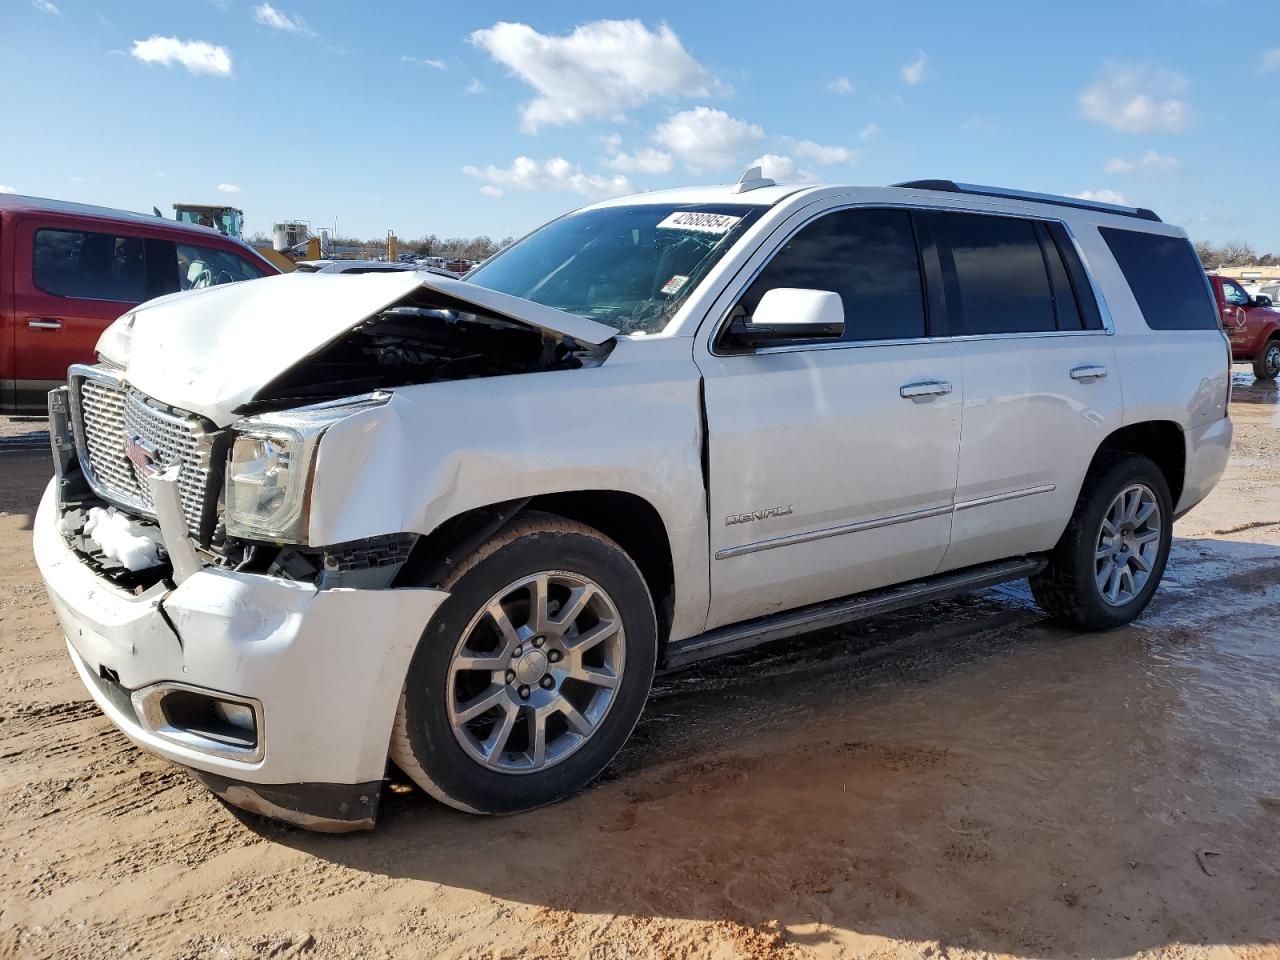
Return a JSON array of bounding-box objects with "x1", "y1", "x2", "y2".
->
[
  {"x1": 1099, "y1": 228, "x2": 1217, "y2": 330},
  {"x1": 176, "y1": 243, "x2": 266, "y2": 290},
  {"x1": 33, "y1": 228, "x2": 148, "y2": 302},
  {"x1": 1046, "y1": 222, "x2": 1105, "y2": 330},
  {"x1": 930, "y1": 213, "x2": 1055, "y2": 334},
  {"x1": 738, "y1": 208, "x2": 925, "y2": 342}
]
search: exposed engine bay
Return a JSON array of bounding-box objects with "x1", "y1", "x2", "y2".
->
[{"x1": 244, "y1": 287, "x2": 614, "y2": 413}]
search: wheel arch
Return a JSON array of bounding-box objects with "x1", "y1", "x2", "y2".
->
[
  {"x1": 396, "y1": 489, "x2": 677, "y2": 651},
  {"x1": 1088, "y1": 420, "x2": 1186, "y2": 507}
]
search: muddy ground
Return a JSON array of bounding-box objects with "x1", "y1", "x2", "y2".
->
[{"x1": 1, "y1": 375, "x2": 1278, "y2": 960}]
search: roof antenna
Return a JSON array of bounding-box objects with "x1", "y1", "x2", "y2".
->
[{"x1": 732, "y1": 165, "x2": 776, "y2": 194}]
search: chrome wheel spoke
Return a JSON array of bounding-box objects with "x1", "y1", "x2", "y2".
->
[
  {"x1": 569, "y1": 663, "x2": 620, "y2": 690},
  {"x1": 456, "y1": 685, "x2": 506, "y2": 723},
  {"x1": 529, "y1": 709, "x2": 548, "y2": 768},
  {"x1": 1130, "y1": 551, "x2": 1152, "y2": 573},
  {"x1": 551, "y1": 584, "x2": 594, "y2": 632},
  {"x1": 1133, "y1": 528, "x2": 1160, "y2": 546},
  {"x1": 486, "y1": 602, "x2": 522, "y2": 654},
  {"x1": 563, "y1": 618, "x2": 619, "y2": 654},
  {"x1": 454, "y1": 651, "x2": 508, "y2": 672},
  {"x1": 528, "y1": 574, "x2": 551, "y2": 634},
  {"x1": 482, "y1": 703, "x2": 520, "y2": 765},
  {"x1": 558, "y1": 700, "x2": 594, "y2": 737}
]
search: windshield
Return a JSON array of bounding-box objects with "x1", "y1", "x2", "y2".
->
[{"x1": 466, "y1": 203, "x2": 762, "y2": 335}]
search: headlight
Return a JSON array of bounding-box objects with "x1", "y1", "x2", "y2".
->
[{"x1": 224, "y1": 394, "x2": 389, "y2": 543}]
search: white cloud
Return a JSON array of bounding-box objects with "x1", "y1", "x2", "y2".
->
[
  {"x1": 788, "y1": 138, "x2": 858, "y2": 165},
  {"x1": 463, "y1": 156, "x2": 634, "y2": 197},
  {"x1": 1072, "y1": 189, "x2": 1129, "y2": 205},
  {"x1": 252, "y1": 3, "x2": 315, "y2": 36},
  {"x1": 470, "y1": 19, "x2": 715, "y2": 132},
  {"x1": 606, "y1": 146, "x2": 674, "y2": 174},
  {"x1": 961, "y1": 115, "x2": 998, "y2": 132},
  {"x1": 32, "y1": 0, "x2": 60, "y2": 15},
  {"x1": 465, "y1": 78, "x2": 487, "y2": 94},
  {"x1": 68, "y1": 175, "x2": 85, "y2": 184},
  {"x1": 859, "y1": 122, "x2": 879, "y2": 140},
  {"x1": 402, "y1": 55, "x2": 446, "y2": 70},
  {"x1": 1261, "y1": 48, "x2": 1280, "y2": 72},
  {"x1": 217, "y1": 183, "x2": 241, "y2": 194},
  {"x1": 1079, "y1": 64, "x2": 1191, "y2": 133},
  {"x1": 479, "y1": 185, "x2": 504, "y2": 198},
  {"x1": 902, "y1": 51, "x2": 929, "y2": 85},
  {"x1": 652, "y1": 106, "x2": 764, "y2": 172},
  {"x1": 131, "y1": 36, "x2": 232, "y2": 76},
  {"x1": 1104, "y1": 150, "x2": 1181, "y2": 174},
  {"x1": 0, "y1": 185, "x2": 15, "y2": 194},
  {"x1": 827, "y1": 76, "x2": 854, "y2": 95},
  {"x1": 749, "y1": 154, "x2": 819, "y2": 183}
]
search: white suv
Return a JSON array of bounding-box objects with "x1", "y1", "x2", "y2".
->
[{"x1": 35, "y1": 173, "x2": 1232, "y2": 830}]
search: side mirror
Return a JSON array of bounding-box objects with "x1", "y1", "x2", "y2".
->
[
  {"x1": 730, "y1": 288, "x2": 845, "y2": 346},
  {"x1": 1252, "y1": 294, "x2": 1273, "y2": 308}
]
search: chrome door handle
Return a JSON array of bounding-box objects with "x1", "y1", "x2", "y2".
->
[
  {"x1": 1070, "y1": 365, "x2": 1108, "y2": 382},
  {"x1": 27, "y1": 319, "x2": 63, "y2": 331},
  {"x1": 899, "y1": 380, "x2": 953, "y2": 399}
]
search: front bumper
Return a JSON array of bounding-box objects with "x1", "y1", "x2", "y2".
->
[{"x1": 33, "y1": 480, "x2": 447, "y2": 830}]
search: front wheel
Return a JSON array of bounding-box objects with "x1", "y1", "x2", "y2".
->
[
  {"x1": 1031, "y1": 454, "x2": 1173, "y2": 630},
  {"x1": 1253, "y1": 338, "x2": 1280, "y2": 381},
  {"x1": 389, "y1": 512, "x2": 657, "y2": 815}
]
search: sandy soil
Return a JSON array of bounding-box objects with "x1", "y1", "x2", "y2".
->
[{"x1": 1, "y1": 372, "x2": 1278, "y2": 960}]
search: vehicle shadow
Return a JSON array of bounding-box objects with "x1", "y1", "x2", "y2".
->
[{"x1": 272, "y1": 535, "x2": 1280, "y2": 958}]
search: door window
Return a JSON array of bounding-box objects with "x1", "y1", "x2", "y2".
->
[
  {"x1": 927, "y1": 213, "x2": 1057, "y2": 335},
  {"x1": 736, "y1": 208, "x2": 926, "y2": 343},
  {"x1": 1221, "y1": 280, "x2": 1249, "y2": 306},
  {"x1": 176, "y1": 243, "x2": 266, "y2": 290},
  {"x1": 33, "y1": 228, "x2": 149, "y2": 302}
]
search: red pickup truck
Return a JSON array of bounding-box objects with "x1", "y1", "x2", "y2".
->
[
  {"x1": 1210, "y1": 274, "x2": 1280, "y2": 380},
  {"x1": 1, "y1": 194, "x2": 278, "y2": 414}
]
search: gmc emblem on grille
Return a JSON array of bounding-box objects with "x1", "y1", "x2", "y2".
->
[{"x1": 124, "y1": 434, "x2": 161, "y2": 478}]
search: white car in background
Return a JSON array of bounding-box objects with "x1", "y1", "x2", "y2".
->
[{"x1": 35, "y1": 172, "x2": 1232, "y2": 830}]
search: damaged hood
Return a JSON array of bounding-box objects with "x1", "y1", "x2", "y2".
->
[{"x1": 98, "y1": 271, "x2": 618, "y2": 425}]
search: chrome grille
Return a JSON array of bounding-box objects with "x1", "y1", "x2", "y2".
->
[{"x1": 71, "y1": 369, "x2": 217, "y2": 538}]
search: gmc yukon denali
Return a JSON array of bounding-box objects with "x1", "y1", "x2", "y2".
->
[{"x1": 34, "y1": 174, "x2": 1232, "y2": 830}]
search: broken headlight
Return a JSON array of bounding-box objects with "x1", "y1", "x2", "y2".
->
[{"x1": 224, "y1": 394, "x2": 390, "y2": 544}]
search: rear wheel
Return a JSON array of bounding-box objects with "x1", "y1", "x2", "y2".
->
[
  {"x1": 1031, "y1": 455, "x2": 1173, "y2": 630},
  {"x1": 1253, "y1": 338, "x2": 1280, "y2": 381},
  {"x1": 389, "y1": 512, "x2": 657, "y2": 814}
]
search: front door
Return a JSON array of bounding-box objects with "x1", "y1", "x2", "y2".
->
[{"x1": 696, "y1": 206, "x2": 962, "y2": 630}]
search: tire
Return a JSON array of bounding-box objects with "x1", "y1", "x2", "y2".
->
[
  {"x1": 1253, "y1": 338, "x2": 1280, "y2": 381},
  {"x1": 1030, "y1": 454, "x2": 1173, "y2": 631},
  {"x1": 389, "y1": 511, "x2": 657, "y2": 815}
]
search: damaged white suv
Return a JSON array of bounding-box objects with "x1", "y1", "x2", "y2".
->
[{"x1": 35, "y1": 174, "x2": 1232, "y2": 830}]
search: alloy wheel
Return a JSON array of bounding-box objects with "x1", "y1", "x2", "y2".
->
[
  {"x1": 446, "y1": 571, "x2": 625, "y2": 773},
  {"x1": 1094, "y1": 483, "x2": 1162, "y2": 606}
]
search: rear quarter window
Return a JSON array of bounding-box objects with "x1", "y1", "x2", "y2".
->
[{"x1": 1099, "y1": 227, "x2": 1217, "y2": 331}]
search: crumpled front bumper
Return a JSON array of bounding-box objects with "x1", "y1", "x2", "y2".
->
[{"x1": 33, "y1": 480, "x2": 447, "y2": 831}]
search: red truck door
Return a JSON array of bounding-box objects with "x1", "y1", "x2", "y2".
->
[{"x1": 9, "y1": 215, "x2": 175, "y2": 410}]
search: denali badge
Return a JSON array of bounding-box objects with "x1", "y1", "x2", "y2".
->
[
  {"x1": 124, "y1": 434, "x2": 161, "y2": 478},
  {"x1": 726, "y1": 506, "x2": 793, "y2": 525}
]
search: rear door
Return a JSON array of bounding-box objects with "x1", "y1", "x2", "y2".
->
[
  {"x1": 696, "y1": 205, "x2": 963, "y2": 630},
  {"x1": 11, "y1": 217, "x2": 176, "y2": 406},
  {"x1": 922, "y1": 211, "x2": 1124, "y2": 572}
]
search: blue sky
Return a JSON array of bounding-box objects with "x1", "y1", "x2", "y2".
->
[{"x1": 4, "y1": 0, "x2": 1279, "y2": 248}]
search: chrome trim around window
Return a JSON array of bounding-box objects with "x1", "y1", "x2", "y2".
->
[
  {"x1": 717, "y1": 483, "x2": 1058, "y2": 560},
  {"x1": 703, "y1": 201, "x2": 1116, "y2": 359}
]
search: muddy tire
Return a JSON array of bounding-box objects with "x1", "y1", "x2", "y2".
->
[
  {"x1": 1030, "y1": 454, "x2": 1173, "y2": 631},
  {"x1": 389, "y1": 512, "x2": 657, "y2": 815},
  {"x1": 1253, "y1": 338, "x2": 1280, "y2": 381}
]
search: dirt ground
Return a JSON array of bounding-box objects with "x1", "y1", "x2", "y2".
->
[{"x1": 1, "y1": 374, "x2": 1278, "y2": 960}]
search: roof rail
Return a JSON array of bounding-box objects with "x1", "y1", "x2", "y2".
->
[{"x1": 893, "y1": 179, "x2": 1162, "y2": 223}]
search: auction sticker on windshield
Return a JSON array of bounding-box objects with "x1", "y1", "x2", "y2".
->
[{"x1": 655, "y1": 212, "x2": 743, "y2": 235}]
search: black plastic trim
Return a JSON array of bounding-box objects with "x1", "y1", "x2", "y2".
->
[{"x1": 894, "y1": 179, "x2": 1162, "y2": 223}]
